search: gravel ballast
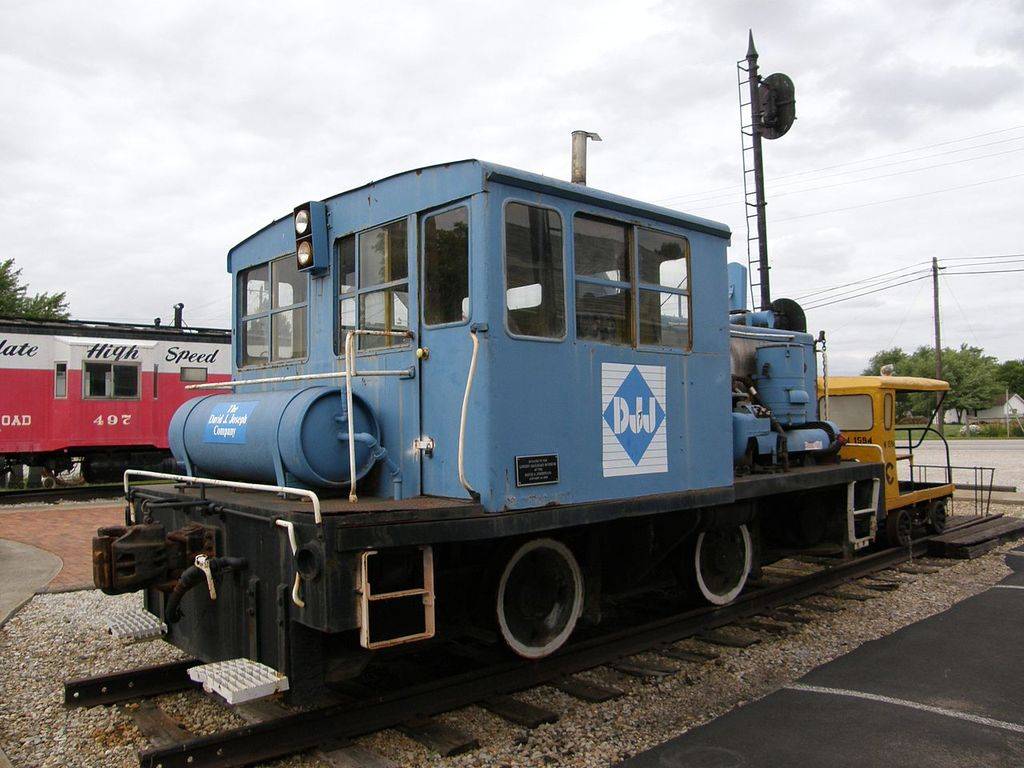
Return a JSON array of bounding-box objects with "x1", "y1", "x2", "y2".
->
[{"x1": 0, "y1": 536, "x2": 1018, "y2": 768}]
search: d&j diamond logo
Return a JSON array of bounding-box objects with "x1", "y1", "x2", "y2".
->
[{"x1": 601, "y1": 363, "x2": 668, "y2": 476}]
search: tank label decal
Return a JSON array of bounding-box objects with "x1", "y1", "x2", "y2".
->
[
  {"x1": 202, "y1": 401, "x2": 258, "y2": 444},
  {"x1": 601, "y1": 363, "x2": 668, "y2": 477}
]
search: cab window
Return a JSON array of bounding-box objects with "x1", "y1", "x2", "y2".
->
[
  {"x1": 883, "y1": 393, "x2": 894, "y2": 430},
  {"x1": 572, "y1": 217, "x2": 691, "y2": 350},
  {"x1": 574, "y1": 214, "x2": 631, "y2": 345},
  {"x1": 638, "y1": 228, "x2": 690, "y2": 349},
  {"x1": 239, "y1": 255, "x2": 308, "y2": 366},
  {"x1": 423, "y1": 207, "x2": 469, "y2": 325},
  {"x1": 504, "y1": 202, "x2": 565, "y2": 339},
  {"x1": 823, "y1": 394, "x2": 874, "y2": 431},
  {"x1": 336, "y1": 218, "x2": 411, "y2": 352}
]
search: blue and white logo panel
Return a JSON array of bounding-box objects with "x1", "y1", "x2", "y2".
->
[
  {"x1": 601, "y1": 363, "x2": 667, "y2": 477},
  {"x1": 202, "y1": 401, "x2": 258, "y2": 444}
]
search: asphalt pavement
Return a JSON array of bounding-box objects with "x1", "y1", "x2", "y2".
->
[
  {"x1": 616, "y1": 547, "x2": 1024, "y2": 768},
  {"x1": 0, "y1": 539, "x2": 61, "y2": 627}
]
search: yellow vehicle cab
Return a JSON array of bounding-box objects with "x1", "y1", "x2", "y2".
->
[{"x1": 816, "y1": 374, "x2": 954, "y2": 546}]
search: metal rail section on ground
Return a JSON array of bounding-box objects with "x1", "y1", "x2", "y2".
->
[
  {"x1": 0, "y1": 484, "x2": 125, "y2": 506},
  {"x1": 61, "y1": 514, "x2": 1013, "y2": 768}
]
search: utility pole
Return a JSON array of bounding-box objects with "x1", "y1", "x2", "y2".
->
[
  {"x1": 932, "y1": 257, "x2": 944, "y2": 426},
  {"x1": 746, "y1": 33, "x2": 771, "y2": 311}
]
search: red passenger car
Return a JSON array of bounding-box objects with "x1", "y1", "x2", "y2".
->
[{"x1": 0, "y1": 316, "x2": 230, "y2": 482}]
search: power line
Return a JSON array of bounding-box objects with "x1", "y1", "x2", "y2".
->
[
  {"x1": 795, "y1": 254, "x2": 1024, "y2": 302},
  {"x1": 687, "y1": 146, "x2": 1024, "y2": 213},
  {"x1": 941, "y1": 273, "x2": 982, "y2": 348},
  {"x1": 943, "y1": 268, "x2": 1024, "y2": 276},
  {"x1": 803, "y1": 274, "x2": 932, "y2": 310},
  {"x1": 793, "y1": 261, "x2": 932, "y2": 299},
  {"x1": 773, "y1": 173, "x2": 1024, "y2": 223},
  {"x1": 680, "y1": 136, "x2": 1024, "y2": 209},
  {"x1": 655, "y1": 124, "x2": 1024, "y2": 205},
  {"x1": 802, "y1": 266, "x2": 1024, "y2": 311}
]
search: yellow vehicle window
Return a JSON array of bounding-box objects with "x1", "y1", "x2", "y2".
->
[
  {"x1": 884, "y1": 393, "x2": 894, "y2": 430},
  {"x1": 822, "y1": 394, "x2": 873, "y2": 431}
]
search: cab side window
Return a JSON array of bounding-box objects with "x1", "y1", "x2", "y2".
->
[
  {"x1": 573, "y1": 214, "x2": 631, "y2": 345},
  {"x1": 638, "y1": 228, "x2": 690, "y2": 349},
  {"x1": 336, "y1": 219, "x2": 411, "y2": 352},
  {"x1": 423, "y1": 207, "x2": 469, "y2": 325},
  {"x1": 239, "y1": 255, "x2": 308, "y2": 366},
  {"x1": 504, "y1": 203, "x2": 565, "y2": 339}
]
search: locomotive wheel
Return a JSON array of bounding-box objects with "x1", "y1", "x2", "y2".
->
[
  {"x1": 687, "y1": 524, "x2": 753, "y2": 606},
  {"x1": 926, "y1": 499, "x2": 948, "y2": 535},
  {"x1": 496, "y1": 538, "x2": 583, "y2": 659},
  {"x1": 885, "y1": 508, "x2": 913, "y2": 548}
]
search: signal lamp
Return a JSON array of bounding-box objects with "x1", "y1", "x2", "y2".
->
[
  {"x1": 293, "y1": 201, "x2": 328, "y2": 274},
  {"x1": 295, "y1": 209, "x2": 310, "y2": 236}
]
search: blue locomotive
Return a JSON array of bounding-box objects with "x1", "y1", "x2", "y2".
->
[{"x1": 94, "y1": 157, "x2": 881, "y2": 702}]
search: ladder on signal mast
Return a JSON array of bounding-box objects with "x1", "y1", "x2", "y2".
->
[{"x1": 736, "y1": 57, "x2": 763, "y2": 311}]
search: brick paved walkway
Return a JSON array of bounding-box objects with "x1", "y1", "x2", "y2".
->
[{"x1": 0, "y1": 503, "x2": 123, "y2": 590}]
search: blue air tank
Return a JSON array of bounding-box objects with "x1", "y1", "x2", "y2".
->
[
  {"x1": 168, "y1": 386, "x2": 379, "y2": 489},
  {"x1": 752, "y1": 344, "x2": 810, "y2": 426}
]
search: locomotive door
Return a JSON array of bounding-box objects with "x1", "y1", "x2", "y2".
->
[{"x1": 417, "y1": 202, "x2": 473, "y2": 499}]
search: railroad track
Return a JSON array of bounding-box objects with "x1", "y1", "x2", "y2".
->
[
  {"x1": 0, "y1": 483, "x2": 126, "y2": 505},
  {"x1": 63, "y1": 517, "x2": 995, "y2": 768}
]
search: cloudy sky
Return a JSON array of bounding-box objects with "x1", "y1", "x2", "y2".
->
[{"x1": 2, "y1": 0, "x2": 1021, "y2": 373}]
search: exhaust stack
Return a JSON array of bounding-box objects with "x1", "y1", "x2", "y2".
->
[{"x1": 571, "y1": 130, "x2": 601, "y2": 184}]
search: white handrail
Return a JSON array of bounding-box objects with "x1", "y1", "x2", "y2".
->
[
  {"x1": 274, "y1": 519, "x2": 305, "y2": 608},
  {"x1": 185, "y1": 367, "x2": 410, "y2": 391},
  {"x1": 123, "y1": 469, "x2": 324, "y2": 525},
  {"x1": 457, "y1": 329, "x2": 480, "y2": 498}
]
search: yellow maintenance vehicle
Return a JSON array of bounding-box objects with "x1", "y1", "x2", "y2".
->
[{"x1": 817, "y1": 375, "x2": 954, "y2": 547}]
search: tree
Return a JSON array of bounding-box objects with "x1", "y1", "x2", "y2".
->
[
  {"x1": 862, "y1": 344, "x2": 1002, "y2": 422},
  {"x1": 0, "y1": 258, "x2": 69, "y2": 320},
  {"x1": 997, "y1": 359, "x2": 1024, "y2": 397}
]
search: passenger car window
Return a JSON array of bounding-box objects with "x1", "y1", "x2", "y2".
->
[
  {"x1": 423, "y1": 207, "x2": 469, "y2": 326},
  {"x1": 504, "y1": 202, "x2": 565, "y2": 339},
  {"x1": 180, "y1": 366, "x2": 208, "y2": 383},
  {"x1": 83, "y1": 362, "x2": 139, "y2": 400},
  {"x1": 54, "y1": 362, "x2": 67, "y2": 398}
]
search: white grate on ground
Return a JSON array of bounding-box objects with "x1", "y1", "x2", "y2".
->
[
  {"x1": 106, "y1": 610, "x2": 167, "y2": 642},
  {"x1": 188, "y1": 659, "x2": 289, "y2": 705}
]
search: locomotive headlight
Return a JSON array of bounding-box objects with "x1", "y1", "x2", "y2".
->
[
  {"x1": 294, "y1": 209, "x2": 310, "y2": 236},
  {"x1": 297, "y1": 240, "x2": 314, "y2": 268}
]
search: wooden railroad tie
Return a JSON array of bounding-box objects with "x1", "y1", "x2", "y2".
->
[
  {"x1": 398, "y1": 718, "x2": 479, "y2": 757},
  {"x1": 553, "y1": 675, "x2": 624, "y2": 702},
  {"x1": 130, "y1": 701, "x2": 191, "y2": 749},
  {"x1": 658, "y1": 646, "x2": 720, "y2": 663},
  {"x1": 699, "y1": 628, "x2": 760, "y2": 648},
  {"x1": 611, "y1": 657, "x2": 678, "y2": 679},
  {"x1": 480, "y1": 695, "x2": 559, "y2": 728}
]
